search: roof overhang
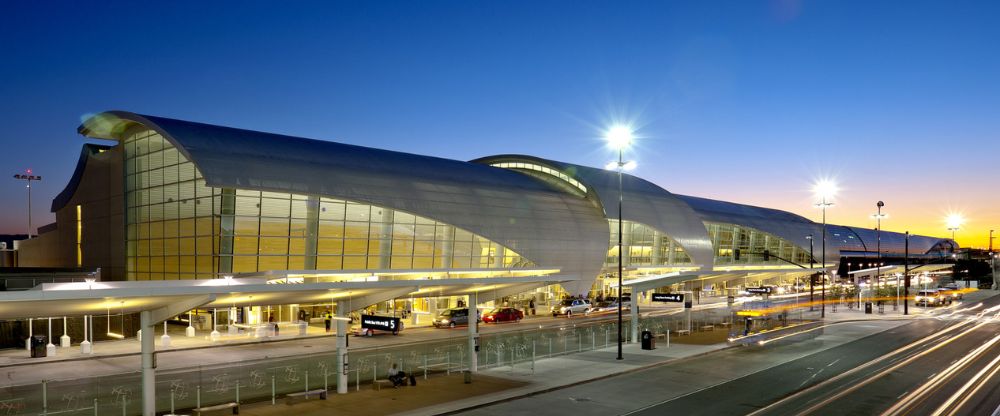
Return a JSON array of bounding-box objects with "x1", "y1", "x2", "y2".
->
[{"x1": 0, "y1": 275, "x2": 572, "y2": 320}]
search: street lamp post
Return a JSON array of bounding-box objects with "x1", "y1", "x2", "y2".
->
[
  {"x1": 605, "y1": 126, "x2": 633, "y2": 361},
  {"x1": 807, "y1": 234, "x2": 814, "y2": 311},
  {"x1": 990, "y1": 230, "x2": 996, "y2": 290},
  {"x1": 904, "y1": 231, "x2": 909, "y2": 315},
  {"x1": 872, "y1": 201, "x2": 886, "y2": 309},
  {"x1": 813, "y1": 180, "x2": 836, "y2": 319},
  {"x1": 13, "y1": 169, "x2": 42, "y2": 239}
]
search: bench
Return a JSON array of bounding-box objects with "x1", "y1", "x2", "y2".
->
[
  {"x1": 716, "y1": 322, "x2": 732, "y2": 328},
  {"x1": 655, "y1": 333, "x2": 667, "y2": 340},
  {"x1": 700, "y1": 325, "x2": 715, "y2": 332},
  {"x1": 675, "y1": 329, "x2": 691, "y2": 336},
  {"x1": 285, "y1": 389, "x2": 327, "y2": 404},
  {"x1": 194, "y1": 402, "x2": 239, "y2": 415},
  {"x1": 374, "y1": 379, "x2": 394, "y2": 390}
]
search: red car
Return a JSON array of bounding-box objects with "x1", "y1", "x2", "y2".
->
[{"x1": 482, "y1": 307, "x2": 524, "y2": 324}]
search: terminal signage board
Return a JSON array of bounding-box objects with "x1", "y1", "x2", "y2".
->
[
  {"x1": 360, "y1": 315, "x2": 400, "y2": 332},
  {"x1": 651, "y1": 293, "x2": 684, "y2": 303},
  {"x1": 746, "y1": 287, "x2": 772, "y2": 294}
]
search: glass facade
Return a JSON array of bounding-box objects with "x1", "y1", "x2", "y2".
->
[
  {"x1": 124, "y1": 130, "x2": 534, "y2": 280},
  {"x1": 706, "y1": 222, "x2": 813, "y2": 266},
  {"x1": 489, "y1": 162, "x2": 588, "y2": 194},
  {"x1": 605, "y1": 219, "x2": 692, "y2": 267}
]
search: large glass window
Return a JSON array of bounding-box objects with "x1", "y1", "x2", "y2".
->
[
  {"x1": 605, "y1": 220, "x2": 692, "y2": 268},
  {"x1": 706, "y1": 222, "x2": 812, "y2": 266},
  {"x1": 124, "y1": 129, "x2": 534, "y2": 280}
]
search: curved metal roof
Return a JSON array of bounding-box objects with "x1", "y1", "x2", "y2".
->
[
  {"x1": 51, "y1": 143, "x2": 113, "y2": 212},
  {"x1": 676, "y1": 194, "x2": 835, "y2": 260},
  {"x1": 78, "y1": 112, "x2": 610, "y2": 292},
  {"x1": 840, "y1": 226, "x2": 956, "y2": 256},
  {"x1": 473, "y1": 155, "x2": 715, "y2": 270}
]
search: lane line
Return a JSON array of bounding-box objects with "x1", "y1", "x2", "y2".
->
[{"x1": 746, "y1": 319, "x2": 976, "y2": 416}]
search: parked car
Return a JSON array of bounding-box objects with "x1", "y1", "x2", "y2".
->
[
  {"x1": 551, "y1": 299, "x2": 591, "y2": 317},
  {"x1": 433, "y1": 308, "x2": 473, "y2": 328},
  {"x1": 915, "y1": 289, "x2": 948, "y2": 307},
  {"x1": 482, "y1": 307, "x2": 524, "y2": 323}
]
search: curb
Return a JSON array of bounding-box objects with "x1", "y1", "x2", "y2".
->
[{"x1": 429, "y1": 317, "x2": 922, "y2": 415}]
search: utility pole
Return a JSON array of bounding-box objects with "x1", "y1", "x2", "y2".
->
[
  {"x1": 904, "y1": 232, "x2": 909, "y2": 315},
  {"x1": 808, "y1": 235, "x2": 814, "y2": 311},
  {"x1": 13, "y1": 169, "x2": 42, "y2": 238}
]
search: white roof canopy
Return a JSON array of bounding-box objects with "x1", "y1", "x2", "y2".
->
[{"x1": 0, "y1": 275, "x2": 570, "y2": 320}]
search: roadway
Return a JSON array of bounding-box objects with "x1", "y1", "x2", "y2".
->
[{"x1": 457, "y1": 293, "x2": 1000, "y2": 416}]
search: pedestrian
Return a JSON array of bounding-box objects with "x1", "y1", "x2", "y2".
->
[
  {"x1": 529, "y1": 298, "x2": 536, "y2": 316},
  {"x1": 269, "y1": 315, "x2": 279, "y2": 337},
  {"x1": 324, "y1": 310, "x2": 332, "y2": 332},
  {"x1": 388, "y1": 363, "x2": 406, "y2": 388}
]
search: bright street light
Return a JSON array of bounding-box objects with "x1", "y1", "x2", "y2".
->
[
  {"x1": 812, "y1": 179, "x2": 836, "y2": 319},
  {"x1": 604, "y1": 124, "x2": 634, "y2": 362},
  {"x1": 945, "y1": 213, "x2": 963, "y2": 240},
  {"x1": 606, "y1": 125, "x2": 633, "y2": 150}
]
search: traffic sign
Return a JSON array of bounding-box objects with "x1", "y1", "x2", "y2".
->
[
  {"x1": 360, "y1": 314, "x2": 400, "y2": 332},
  {"x1": 651, "y1": 293, "x2": 684, "y2": 303},
  {"x1": 746, "y1": 287, "x2": 772, "y2": 294}
]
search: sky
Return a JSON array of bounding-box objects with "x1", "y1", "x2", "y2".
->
[{"x1": 0, "y1": 0, "x2": 997, "y2": 248}]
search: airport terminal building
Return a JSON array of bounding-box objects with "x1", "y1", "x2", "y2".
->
[{"x1": 18, "y1": 111, "x2": 958, "y2": 304}]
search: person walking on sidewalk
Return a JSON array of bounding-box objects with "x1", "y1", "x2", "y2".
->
[
  {"x1": 324, "y1": 310, "x2": 333, "y2": 332},
  {"x1": 529, "y1": 298, "x2": 536, "y2": 316}
]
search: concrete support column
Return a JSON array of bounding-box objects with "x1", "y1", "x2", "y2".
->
[
  {"x1": 25, "y1": 318, "x2": 32, "y2": 351},
  {"x1": 210, "y1": 308, "x2": 220, "y2": 341},
  {"x1": 335, "y1": 303, "x2": 348, "y2": 394},
  {"x1": 160, "y1": 321, "x2": 171, "y2": 348},
  {"x1": 630, "y1": 291, "x2": 639, "y2": 343},
  {"x1": 140, "y1": 310, "x2": 156, "y2": 416},
  {"x1": 81, "y1": 315, "x2": 92, "y2": 354},
  {"x1": 492, "y1": 245, "x2": 505, "y2": 269},
  {"x1": 304, "y1": 196, "x2": 320, "y2": 270},
  {"x1": 378, "y1": 209, "x2": 394, "y2": 270},
  {"x1": 186, "y1": 311, "x2": 196, "y2": 337},
  {"x1": 468, "y1": 292, "x2": 478, "y2": 373},
  {"x1": 60, "y1": 316, "x2": 70, "y2": 347},
  {"x1": 652, "y1": 235, "x2": 663, "y2": 265},
  {"x1": 46, "y1": 318, "x2": 55, "y2": 357}
]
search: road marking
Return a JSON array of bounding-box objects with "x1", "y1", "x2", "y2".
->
[
  {"x1": 827, "y1": 359, "x2": 840, "y2": 367},
  {"x1": 897, "y1": 391, "x2": 909, "y2": 399},
  {"x1": 927, "y1": 372, "x2": 937, "y2": 380}
]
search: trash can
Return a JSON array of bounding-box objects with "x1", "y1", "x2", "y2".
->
[
  {"x1": 864, "y1": 302, "x2": 873, "y2": 314},
  {"x1": 463, "y1": 370, "x2": 472, "y2": 384},
  {"x1": 641, "y1": 330, "x2": 655, "y2": 350},
  {"x1": 30, "y1": 335, "x2": 47, "y2": 358}
]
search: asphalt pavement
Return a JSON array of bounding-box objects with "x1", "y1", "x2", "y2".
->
[{"x1": 454, "y1": 291, "x2": 1000, "y2": 416}]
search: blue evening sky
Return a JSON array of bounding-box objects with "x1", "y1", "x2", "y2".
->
[{"x1": 1, "y1": 1, "x2": 997, "y2": 244}]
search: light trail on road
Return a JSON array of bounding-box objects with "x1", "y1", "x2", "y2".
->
[{"x1": 747, "y1": 312, "x2": 996, "y2": 416}]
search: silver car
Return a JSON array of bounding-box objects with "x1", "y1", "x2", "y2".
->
[{"x1": 552, "y1": 299, "x2": 591, "y2": 317}]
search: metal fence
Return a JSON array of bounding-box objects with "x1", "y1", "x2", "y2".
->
[{"x1": 0, "y1": 307, "x2": 759, "y2": 415}]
